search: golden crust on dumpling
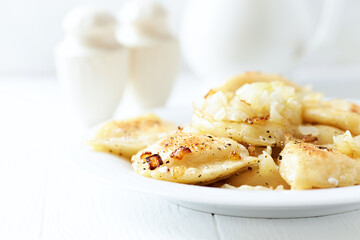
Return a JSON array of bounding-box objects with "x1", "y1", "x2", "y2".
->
[
  {"x1": 131, "y1": 133, "x2": 258, "y2": 184},
  {"x1": 192, "y1": 110, "x2": 289, "y2": 147},
  {"x1": 279, "y1": 141, "x2": 360, "y2": 190},
  {"x1": 90, "y1": 114, "x2": 176, "y2": 159}
]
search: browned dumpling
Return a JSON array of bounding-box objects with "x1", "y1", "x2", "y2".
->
[
  {"x1": 279, "y1": 141, "x2": 360, "y2": 190},
  {"x1": 303, "y1": 99, "x2": 360, "y2": 135},
  {"x1": 192, "y1": 73, "x2": 351, "y2": 149},
  {"x1": 131, "y1": 133, "x2": 258, "y2": 184},
  {"x1": 192, "y1": 111, "x2": 289, "y2": 147},
  {"x1": 90, "y1": 114, "x2": 176, "y2": 159},
  {"x1": 89, "y1": 71, "x2": 360, "y2": 191},
  {"x1": 192, "y1": 73, "x2": 312, "y2": 147}
]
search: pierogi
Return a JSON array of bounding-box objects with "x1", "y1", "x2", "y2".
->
[
  {"x1": 91, "y1": 72, "x2": 360, "y2": 191},
  {"x1": 131, "y1": 133, "x2": 258, "y2": 184},
  {"x1": 90, "y1": 114, "x2": 176, "y2": 159},
  {"x1": 279, "y1": 140, "x2": 360, "y2": 190}
]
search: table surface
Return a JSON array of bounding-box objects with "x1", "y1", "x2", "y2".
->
[{"x1": 2, "y1": 70, "x2": 360, "y2": 240}]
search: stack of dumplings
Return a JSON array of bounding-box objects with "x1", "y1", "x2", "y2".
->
[{"x1": 91, "y1": 72, "x2": 360, "y2": 190}]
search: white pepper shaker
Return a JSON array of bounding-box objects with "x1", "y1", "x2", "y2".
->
[
  {"x1": 55, "y1": 6, "x2": 128, "y2": 126},
  {"x1": 117, "y1": 1, "x2": 180, "y2": 109}
]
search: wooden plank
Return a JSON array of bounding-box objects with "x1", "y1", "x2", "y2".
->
[
  {"x1": 0, "y1": 79, "x2": 57, "y2": 240},
  {"x1": 42, "y1": 155, "x2": 220, "y2": 240},
  {"x1": 214, "y1": 211, "x2": 360, "y2": 240}
]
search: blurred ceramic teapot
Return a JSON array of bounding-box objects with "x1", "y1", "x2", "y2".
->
[{"x1": 180, "y1": 0, "x2": 338, "y2": 84}]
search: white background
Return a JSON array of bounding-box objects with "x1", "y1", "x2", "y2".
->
[
  {"x1": 1, "y1": 0, "x2": 360, "y2": 76},
  {"x1": 0, "y1": 0, "x2": 184, "y2": 74}
]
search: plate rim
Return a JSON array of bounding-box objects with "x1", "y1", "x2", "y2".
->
[{"x1": 77, "y1": 147, "x2": 360, "y2": 208}]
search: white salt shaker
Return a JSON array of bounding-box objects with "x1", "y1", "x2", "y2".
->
[
  {"x1": 117, "y1": 1, "x2": 180, "y2": 109},
  {"x1": 55, "y1": 6, "x2": 128, "y2": 126}
]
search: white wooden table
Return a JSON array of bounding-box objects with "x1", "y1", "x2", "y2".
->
[{"x1": 1, "y1": 70, "x2": 360, "y2": 240}]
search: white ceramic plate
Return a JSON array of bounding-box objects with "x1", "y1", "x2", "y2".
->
[{"x1": 75, "y1": 106, "x2": 360, "y2": 218}]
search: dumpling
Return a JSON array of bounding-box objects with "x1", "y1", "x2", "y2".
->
[
  {"x1": 303, "y1": 99, "x2": 360, "y2": 135},
  {"x1": 192, "y1": 110, "x2": 289, "y2": 147},
  {"x1": 192, "y1": 74, "x2": 312, "y2": 146},
  {"x1": 90, "y1": 114, "x2": 176, "y2": 159},
  {"x1": 219, "y1": 151, "x2": 290, "y2": 189},
  {"x1": 279, "y1": 141, "x2": 360, "y2": 190},
  {"x1": 131, "y1": 133, "x2": 258, "y2": 184}
]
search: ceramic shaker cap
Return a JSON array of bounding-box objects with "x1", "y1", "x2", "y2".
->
[
  {"x1": 62, "y1": 6, "x2": 118, "y2": 46},
  {"x1": 119, "y1": 0, "x2": 170, "y2": 38}
]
